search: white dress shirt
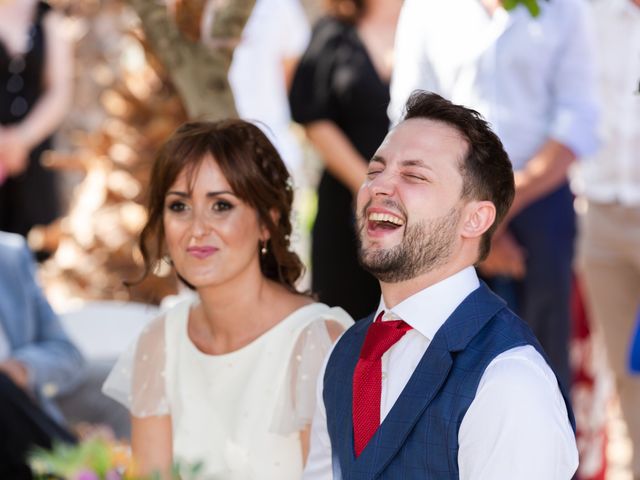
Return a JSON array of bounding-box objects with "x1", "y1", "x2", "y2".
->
[
  {"x1": 389, "y1": 0, "x2": 600, "y2": 171},
  {"x1": 570, "y1": 0, "x2": 640, "y2": 206},
  {"x1": 303, "y1": 267, "x2": 578, "y2": 479}
]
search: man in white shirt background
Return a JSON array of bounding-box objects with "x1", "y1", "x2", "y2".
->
[
  {"x1": 303, "y1": 91, "x2": 578, "y2": 479},
  {"x1": 571, "y1": 0, "x2": 640, "y2": 477},
  {"x1": 388, "y1": 0, "x2": 600, "y2": 393}
]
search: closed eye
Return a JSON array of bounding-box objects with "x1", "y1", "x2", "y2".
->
[{"x1": 403, "y1": 172, "x2": 429, "y2": 182}]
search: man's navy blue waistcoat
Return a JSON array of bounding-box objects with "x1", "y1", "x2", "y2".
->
[{"x1": 323, "y1": 283, "x2": 575, "y2": 479}]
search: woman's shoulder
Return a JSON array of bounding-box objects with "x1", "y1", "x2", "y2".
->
[
  {"x1": 292, "y1": 301, "x2": 354, "y2": 327},
  {"x1": 307, "y1": 16, "x2": 353, "y2": 50}
]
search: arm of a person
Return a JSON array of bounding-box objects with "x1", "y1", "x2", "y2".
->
[
  {"x1": 508, "y1": 140, "x2": 576, "y2": 219},
  {"x1": 10, "y1": 240, "x2": 85, "y2": 396},
  {"x1": 388, "y1": 0, "x2": 434, "y2": 125},
  {"x1": 510, "y1": 1, "x2": 599, "y2": 218},
  {"x1": 131, "y1": 414, "x2": 173, "y2": 478},
  {"x1": 304, "y1": 121, "x2": 368, "y2": 195},
  {"x1": 3, "y1": 10, "x2": 74, "y2": 174},
  {"x1": 280, "y1": 0, "x2": 310, "y2": 91},
  {"x1": 458, "y1": 346, "x2": 578, "y2": 479},
  {"x1": 301, "y1": 352, "x2": 334, "y2": 480}
]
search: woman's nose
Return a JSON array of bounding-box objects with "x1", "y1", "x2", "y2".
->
[{"x1": 190, "y1": 210, "x2": 210, "y2": 238}]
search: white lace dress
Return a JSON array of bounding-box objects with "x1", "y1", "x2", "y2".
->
[{"x1": 103, "y1": 300, "x2": 352, "y2": 479}]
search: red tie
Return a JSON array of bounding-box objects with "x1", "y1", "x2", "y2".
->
[{"x1": 352, "y1": 311, "x2": 412, "y2": 457}]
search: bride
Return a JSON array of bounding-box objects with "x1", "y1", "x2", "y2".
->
[{"x1": 103, "y1": 120, "x2": 352, "y2": 479}]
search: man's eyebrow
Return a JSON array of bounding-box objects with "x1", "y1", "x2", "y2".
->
[
  {"x1": 400, "y1": 159, "x2": 433, "y2": 171},
  {"x1": 369, "y1": 155, "x2": 386, "y2": 164}
]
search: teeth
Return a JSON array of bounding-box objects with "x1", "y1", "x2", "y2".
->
[{"x1": 368, "y1": 212, "x2": 405, "y2": 226}]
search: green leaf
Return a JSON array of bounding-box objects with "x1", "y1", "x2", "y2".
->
[
  {"x1": 522, "y1": 0, "x2": 541, "y2": 17},
  {"x1": 502, "y1": 0, "x2": 519, "y2": 10},
  {"x1": 501, "y1": 0, "x2": 547, "y2": 17}
]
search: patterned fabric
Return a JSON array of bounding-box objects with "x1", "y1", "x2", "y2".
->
[
  {"x1": 324, "y1": 283, "x2": 574, "y2": 479},
  {"x1": 352, "y1": 312, "x2": 412, "y2": 456}
]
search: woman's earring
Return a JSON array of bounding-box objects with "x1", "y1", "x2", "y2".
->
[
  {"x1": 162, "y1": 254, "x2": 173, "y2": 266},
  {"x1": 260, "y1": 240, "x2": 268, "y2": 256}
]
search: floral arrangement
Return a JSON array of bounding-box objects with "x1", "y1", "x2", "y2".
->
[
  {"x1": 29, "y1": 437, "x2": 203, "y2": 480},
  {"x1": 503, "y1": 0, "x2": 549, "y2": 17}
]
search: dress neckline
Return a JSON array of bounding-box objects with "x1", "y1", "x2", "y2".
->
[
  {"x1": 348, "y1": 24, "x2": 391, "y2": 88},
  {"x1": 0, "y1": 1, "x2": 44, "y2": 61},
  {"x1": 182, "y1": 301, "x2": 325, "y2": 360}
]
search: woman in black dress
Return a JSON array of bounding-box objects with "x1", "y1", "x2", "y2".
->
[
  {"x1": 0, "y1": 0, "x2": 73, "y2": 245},
  {"x1": 289, "y1": 0, "x2": 402, "y2": 319}
]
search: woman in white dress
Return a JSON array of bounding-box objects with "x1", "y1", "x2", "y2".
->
[{"x1": 103, "y1": 120, "x2": 353, "y2": 479}]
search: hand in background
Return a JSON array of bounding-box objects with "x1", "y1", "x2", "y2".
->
[
  {"x1": 0, "y1": 128, "x2": 29, "y2": 177},
  {"x1": 0, "y1": 358, "x2": 30, "y2": 391},
  {"x1": 478, "y1": 231, "x2": 527, "y2": 280}
]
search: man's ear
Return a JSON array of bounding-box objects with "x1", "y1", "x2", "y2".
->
[{"x1": 460, "y1": 201, "x2": 496, "y2": 240}]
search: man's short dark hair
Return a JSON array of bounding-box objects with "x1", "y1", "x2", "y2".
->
[{"x1": 403, "y1": 91, "x2": 515, "y2": 261}]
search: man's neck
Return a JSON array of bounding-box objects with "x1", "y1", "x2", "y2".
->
[{"x1": 380, "y1": 263, "x2": 474, "y2": 309}]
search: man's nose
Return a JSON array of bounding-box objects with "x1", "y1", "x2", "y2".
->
[{"x1": 369, "y1": 170, "x2": 397, "y2": 197}]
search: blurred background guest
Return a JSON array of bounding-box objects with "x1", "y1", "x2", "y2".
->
[
  {"x1": 389, "y1": 0, "x2": 600, "y2": 390},
  {"x1": 206, "y1": 0, "x2": 310, "y2": 185},
  {"x1": 0, "y1": 231, "x2": 84, "y2": 479},
  {"x1": 572, "y1": 0, "x2": 640, "y2": 476},
  {"x1": 289, "y1": 0, "x2": 402, "y2": 320},
  {"x1": 0, "y1": 0, "x2": 73, "y2": 257}
]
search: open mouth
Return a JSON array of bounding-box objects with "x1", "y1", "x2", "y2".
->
[{"x1": 367, "y1": 212, "x2": 405, "y2": 232}]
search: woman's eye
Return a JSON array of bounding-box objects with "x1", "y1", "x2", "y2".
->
[
  {"x1": 167, "y1": 201, "x2": 187, "y2": 212},
  {"x1": 213, "y1": 200, "x2": 233, "y2": 212}
]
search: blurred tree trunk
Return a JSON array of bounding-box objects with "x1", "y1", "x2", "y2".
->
[
  {"x1": 35, "y1": 1, "x2": 258, "y2": 306},
  {"x1": 129, "y1": 0, "x2": 255, "y2": 120}
]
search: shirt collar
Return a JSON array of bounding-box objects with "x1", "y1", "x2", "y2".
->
[{"x1": 375, "y1": 266, "x2": 480, "y2": 341}]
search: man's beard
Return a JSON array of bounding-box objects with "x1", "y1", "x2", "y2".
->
[{"x1": 357, "y1": 206, "x2": 461, "y2": 283}]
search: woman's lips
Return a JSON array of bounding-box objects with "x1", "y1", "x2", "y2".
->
[{"x1": 187, "y1": 246, "x2": 217, "y2": 259}]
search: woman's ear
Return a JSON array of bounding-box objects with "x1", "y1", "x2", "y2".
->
[
  {"x1": 260, "y1": 208, "x2": 281, "y2": 241},
  {"x1": 460, "y1": 201, "x2": 496, "y2": 240}
]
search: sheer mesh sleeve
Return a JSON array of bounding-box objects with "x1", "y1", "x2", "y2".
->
[
  {"x1": 270, "y1": 306, "x2": 353, "y2": 434},
  {"x1": 102, "y1": 316, "x2": 170, "y2": 417}
]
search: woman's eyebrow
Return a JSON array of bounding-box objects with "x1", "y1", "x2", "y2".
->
[{"x1": 165, "y1": 190, "x2": 236, "y2": 197}]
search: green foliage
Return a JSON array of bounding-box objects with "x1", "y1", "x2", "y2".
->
[
  {"x1": 502, "y1": 0, "x2": 548, "y2": 17},
  {"x1": 30, "y1": 439, "x2": 117, "y2": 479},
  {"x1": 29, "y1": 438, "x2": 204, "y2": 480}
]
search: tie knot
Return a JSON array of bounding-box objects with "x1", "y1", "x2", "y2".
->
[{"x1": 359, "y1": 312, "x2": 412, "y2": 361}]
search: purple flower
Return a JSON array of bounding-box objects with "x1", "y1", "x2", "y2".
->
[
  {"x1": 74, "y1": 470, "x2": 99, "y2": 480},
  {"x1": 105, "y1": 470, "x2": 122, "y2": 480}
]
